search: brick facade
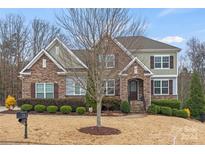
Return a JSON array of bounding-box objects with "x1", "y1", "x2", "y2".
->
[{"x1": 21, "y1": 54, "x2": 66, "y2": 98}]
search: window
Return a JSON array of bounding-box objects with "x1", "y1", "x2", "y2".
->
[
  {"x1": 154, "y1": 56, "x2": 170, "y2": 69},
  {"x1": 66, "y1": 78, "x2": 86, "y2": 95},
  {"x1": 98, "y1": 54, "x2": 115, "y2": 68},
  {"x1": 35, "y1": 83, "x2": 54, "y2": 98},
  {"x1": 154, "y1": 80, "x2": 169, "y2": 95},
  {"x1": 42, "y1": 59, "x2": 47, "y2": 68},
  {"x1": 104, "y1": 79, "x2": 115, "y2": 95}
]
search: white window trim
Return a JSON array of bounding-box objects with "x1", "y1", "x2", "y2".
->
[
  {"x1": 154, "y1": 55, "x2": 170, "y2": 69},
  {"x1": 104, "y1": 79, "x2": 115, "y2": 96},
  {"x1": 35, "y1": 83, "x2": 54, "y2": 98},
  {"x1": 106, "y1": 54, "x2": 115, "y2": 68},
  {"x1": 153, "y1": 79, "x2": 169, "y2": 95},
  {"x1": 66, "y1": 78, "x2": 85, "y2": 96},
  {"x1": 42, "y1": 59, "x2": 47, "y2": 68}
]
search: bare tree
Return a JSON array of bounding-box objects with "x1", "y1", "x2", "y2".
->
[
  {"x1": 30, "y1": 18, "x2": 67, "y2": 57},
  {"x1": 0, "y1": 14, "x2": 29, "y2": 101},
  {"x1": 57, "y1": 9, "x2": 146, "y2": 127}
]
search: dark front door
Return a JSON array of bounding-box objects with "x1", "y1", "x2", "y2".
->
[{"x1": 128, "y1": 80, "x2": 138, "y2": 100}]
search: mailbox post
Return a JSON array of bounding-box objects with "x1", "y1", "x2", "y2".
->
[{"x1": 16, "y1": 111, "x2": 28, "y2": 139}]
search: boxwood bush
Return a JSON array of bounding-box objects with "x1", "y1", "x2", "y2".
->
[
  {"x1": 102, "y1": 97, "x2": 121, "y2": 111},
  {"x1": 60, "y1": 105, "x2": 72, "y2": 114},
  {"x1": 47, "y1": 105, "x2": 58, "y2": 113},
  {"x1": 175, "y1": 109, "x2": 189, "y2": 118},
  {"x1": 120, "y1": 101, "x2": 130, "y2": 113},
  {"x1": 152, "y1": 99, "x2": 181, "y2": 109},
  {"x1": 172, "y1": 108, "x2": 178, "y2": 116},
  {"x1": 76, "y1": 107, "x2": 86, "y2": 115},
  {"x1": 160, "y1": 106, "x2": 172, "y2": 116},
  {"x1": 147, "y1": 104, "x2": 161, "y2": 114},
  {"x1": 34, "y1": 104, "x2": 46, "y2": 113},
  {"x1": 21, "y1": 104, "x2": 33, "y2": 112},
  {"x1": 17, "y1": 97, "x2": 85, "y2": 111}
]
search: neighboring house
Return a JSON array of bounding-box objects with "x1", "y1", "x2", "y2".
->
[{"x1": 19, "y1": 36, "x2": 180, "y2": 112}]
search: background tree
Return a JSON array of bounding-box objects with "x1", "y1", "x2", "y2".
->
[
  {"x1": 57, "y1": 8, "x2": 146, "y2": 127},
  {"x1": 187, "y1": 72, "x2": 205, "y2": 118}
]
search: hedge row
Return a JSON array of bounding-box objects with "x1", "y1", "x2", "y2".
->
[
  {"x1": 148, "y1": 104, "x2": 189, "y2": 118},
  {"x1": 17, "y1": 97, "x2": 122, "y2": 112},
  {"x1": 21, "y1": 104, "x2": 86, "y2": 115},
  {"x1": 151, "y1": 99, "x2": 181, "y2": 109}
]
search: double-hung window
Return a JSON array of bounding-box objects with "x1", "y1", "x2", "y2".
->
[
  {"x1": 154, "y1": 56, "x2": 170, "y2": 69},
  {"x1": 98, "y1": 54, "x2": 115, "y2": 68},
  {"x1": 154, "y1": 80, "x2": 169, "y2": 95},
  {"x1": 103, "y1": 79, "x2": 115, "y2": 95},
  {"x1": 66, "y1": 78, "x2": 86, "y2": 95},
  {"x1": 35, "y1": 83, "x2": 54, "y2": 98}
]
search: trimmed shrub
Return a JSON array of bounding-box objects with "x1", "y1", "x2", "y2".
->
[
  {"x1": 152, "y1": 99, "x2": 180, "y2": 109},
  {"x1": 76, "y1": 107, "x2": 86, "y2": 115},
  {"x1": 147, "y1": 104, "x2": 161, "y2": 114},
  {"x1": 102, "y1": 97, "x2": 121, "y2": 111},
  {"x1": 17, "y1": 97, "x2": 85, "y2": 111},
  {"x1": 160, "y1": 106, "x2": 172, "y2": 116},
  {"x1": 47, "y1": 106, "x2": 58, "y2": 113},
  {"x1": 21, "y1": 104, "x2": 33, "y2": 112},
  {"x1": 175, "y1": 110, "x2": 189, "y2": 118},
  {"x1": 60, "y1": 105, "x2": 72, "y2": 114},
  {"x1": 120, "y1": 101, "x2": 130, "y2": 113},
  {"x1": 172, "y1": 108, "x2": 178, "y2": 116},
  {"x1": 34, "y1": 104, "x2": 46, "y2": 113},
  {"x1": 183, "y1": 108, "x2": 190, "y2": 118}
]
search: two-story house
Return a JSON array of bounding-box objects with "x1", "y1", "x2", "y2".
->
[{"x1": 19, "y1": 36, "x2": 180, "y2": 112}]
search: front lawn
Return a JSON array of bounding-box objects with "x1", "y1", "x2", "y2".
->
[{"x1": 0, "y1": 114, "x2": 204, "y2": 144}]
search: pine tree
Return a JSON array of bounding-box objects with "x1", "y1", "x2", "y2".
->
[{"x1": 187, "y1": 72, "x2": 205, "y2": 118}]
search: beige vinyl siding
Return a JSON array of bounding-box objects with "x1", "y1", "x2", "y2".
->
[{"x1": 133, "y1": 51, "x2": 177, "y2": 75}]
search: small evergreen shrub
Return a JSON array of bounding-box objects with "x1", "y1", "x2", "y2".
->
[
  {"x1": 172, "y1": 108, "x2": 178, "y2": 116},
  {"x1": 175, "y1": 110, "x2": 188, "y2": 118},
  {"x1": 147, "y1": 104, "x2": 161, "y2": 114},
  {"x1": 47, "y1": 106, "x2": 58, "y2": 113},
  {"x1": 60, "y1": 105, "x2": 72, "y2": 114},
  {"x1": 34, "y1": 104, "x2": 46, "y2": 113},
  {"x1": 120, "y1": 101, "x2": 130, "y2": 113},
  {"x1": 21, "y1": 104, "x2": 33, "y2": 112},
  {"x1": 152, "y1": 99, "x2": 180, "y2": 109},
  {"x1": 76, "y1": 107, "x2": 86, "y2": 115},
  {"x1": 160, "y1": 106, "x2": 172, "y2": 116}
]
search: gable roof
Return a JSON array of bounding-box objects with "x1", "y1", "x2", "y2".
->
[
  {"x1": 20, "y1": 49, "x2": 67, "y2": 75},
  {"x1": 116, "y1": 36, "x2": 181, "y2": 52},
  {"x1": 45, "y1": 37, "x2": 88, "y2": 69},
  {"x1": 119, "y1": 57, "x2": 153, "y2": 76}
]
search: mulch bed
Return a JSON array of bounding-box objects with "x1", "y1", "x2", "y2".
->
[
  {"x1": 0, "y1": 110, "x2": 126, "y2": 116},
  {"x1": 78, "y1": 126, "x2": 121, "y2": 135}
]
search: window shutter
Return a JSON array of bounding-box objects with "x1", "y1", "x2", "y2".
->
[
  {"x1": 170, "y1": 56, "x2": 174, "y2": 69},
  {"x1": 115, "y1": 53, "x2": 118, "y2": 68},
  {"x1": 54, "y1": 83, "x2": 59, "y2": 98},
  {"x1": 151, "y1": 80, "x2": 153, "y2": 95},
  {"x1": 150, "y1": 56, "x2": 154, "y2": 69},
  {"x1": 31, "y1": 83, "x2": 35, "y2": 98},
  {"x1": 169, "y1": 80, "x2": 173, "y2": 95},
  {"x1": 115, "y1": 78, "x2": 120, "y2": 96}
]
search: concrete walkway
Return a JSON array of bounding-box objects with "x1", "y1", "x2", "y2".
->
[{"x1": 0, "y1": 106, "x2": 20, "y2": 112}]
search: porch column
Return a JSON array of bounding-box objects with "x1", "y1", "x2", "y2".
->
[
  {"x1": 120, "y1": 76, "x2": 128, "y2": 101},
  {"x1": 143, "y1": 76, "x2": 151, "y2": 108}
]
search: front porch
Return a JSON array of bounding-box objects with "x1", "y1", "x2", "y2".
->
[{"x1": 119, "y1": 58, "x2": 152, "y2": 112}]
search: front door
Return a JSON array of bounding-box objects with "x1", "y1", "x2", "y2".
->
[{"x1": 128, "y1": 80, "x2": 138, "y2": 100}]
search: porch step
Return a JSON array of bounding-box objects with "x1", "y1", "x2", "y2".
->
[{"x1": 130, "y1": 100, "x2": 145, "y2": 113}]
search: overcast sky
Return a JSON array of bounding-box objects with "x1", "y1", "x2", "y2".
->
[{"x1": 0, "y1": 8, "x2": 204, "y2": 56}]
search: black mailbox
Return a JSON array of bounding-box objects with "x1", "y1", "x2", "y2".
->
[
  {"x1": 16, "y1": 111, "x2": 28, "y2": 119},
  {"x1": 16, "y1": 111, "x2": 28, "y2": 139}
]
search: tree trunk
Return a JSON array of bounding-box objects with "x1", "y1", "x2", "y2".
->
[{"x1": 96, "y1": 101, "x2": 102, "y2": 127}]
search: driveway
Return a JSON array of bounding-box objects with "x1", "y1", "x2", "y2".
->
[{"x1": 0, "y1": 106, "x2": 20, "y2": 112}]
